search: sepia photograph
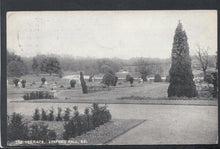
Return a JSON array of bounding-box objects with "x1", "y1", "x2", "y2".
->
[{"x1": 6, "y1": 10, "x2": 218, "y2": 146}]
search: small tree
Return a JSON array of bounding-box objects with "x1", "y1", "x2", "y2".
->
[
  {"x1": 80, "y1": 72, "x2": 88, "y2": 94},
  {"x1": 33, "y1": 108, "x2": 40, "y2": 121},
  {"x1": 129, "y1": 77, "x2": 134, "y2": 87},
  {"x1": 70, "y1": 79, "x2": 76, "y2": 88},
  {"x1": 126, "y1": 74, "x2": 131, "y2": 81},
  {"x1": 41, "y1": 109, "x2": 48, "y2": 121},
  {"x1": 56, "y1": 107, "x2": 62, "y2": 121},
  {"x1": 154, "y1": 74, "x2": 162, "y2": 82},
  {"x1": 63, "y1": 108, "x2": 71, "y2": 121},
  {"x1": 21, "y1": 80, "x2": 26, "y2": 88},
  {"x1": 48, "y1": 108, "x2": 54, "y2": 121},
  {"x1": 13, "y1": 78, "x2": 20, "y2": 87}
]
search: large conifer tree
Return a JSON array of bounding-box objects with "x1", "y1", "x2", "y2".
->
[{"x1": 168, "y1": 21, "x2": 197, "y2": 97}]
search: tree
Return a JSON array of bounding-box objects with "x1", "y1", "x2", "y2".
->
[
  {"x1": 32, "y1": 58, "x2": 40, "y2": 74},
  {"x1": 135, "y1": 58, "x2": 151, "y2": 82},
  {"x1": 195, "y1": 45, "x2": 209, "y2": 80},
  {"x1": 154, "y1": 74, "x2": 162, "y2": 82},
  {"x1": 7, "y1": 60, "x2": 27, "y2": 77},
  {"x1": 40, "y1": 57, "x2": 61, "y2": 75},
  {"x1": 168, "y1": 21, "x2": 197, "y2": 97}
]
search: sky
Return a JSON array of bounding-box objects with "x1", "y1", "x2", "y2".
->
[{"x1": 7, "y1": 10, "x2": 217, "y2": 59}]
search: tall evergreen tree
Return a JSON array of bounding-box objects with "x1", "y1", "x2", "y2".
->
[
  {"x1": 168, "y1": 21, "x2": 197, "y2": 97},
  {"x1": 32, "y1": 58, "x2": 39, "y2": 73}
]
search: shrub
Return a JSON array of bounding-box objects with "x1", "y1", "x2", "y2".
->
[
  {"x1": 29, "y1": 122, "x2": 56, "y2": 142},
  {"x1": 126, "y1": 75, "x2": 131, "y2": 81},
  {"x1": 41, "y1": 109, "x2": 48, "y2": 121},
  {"x1": 154, "y1": 74, "x2": 162, "y2": 82},
  {"x1": 7, "y1": 113, "x2": 29, "y2": 141},
  {"x1": 102, "y1": 73, "x2": 118, "y2": 87},
  {"x1": 33, "y1": 108, "x2": 40, "y2": 121},
  {"x1": 56, "y1": 107, "x2": 62, "y2": 121},
  {"x1": 204, "y1": 74, "x2": 213, "y2": 84},
  {"x1": 70, "y1": 79, "x2": 76, "y2": 88},
  {"x1": 13, "y1": 78, "x2": 20, "y2": 87},
  {"x1": 23, "y1": 91, "x2": 54, "y2": 100},
  {"x1": 41, "y1": 78, "x2": 46, "y2": 84},
  {"x1": 63, "y1": 104, "x2": 111, "y2": 140},
  {"x1": 63, "y1": 108, "x2": 71, "y2": 121},
  {"x1": 48, "y1": 108, "x2": 54, "y2": 121},
  {"x1": 21, "y1": 79, "x2": 26, "y2": 88}
]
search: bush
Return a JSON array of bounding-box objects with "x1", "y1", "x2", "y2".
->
[
  {"x1": 63, "y1": 104, "x2": 111, "y2": 140},
  {"x1": 29, "y1": 123, "x2": 56, "y2": 142},
  {"x1": 126, "y1": 75, "x2": 131, "y2": 81},
  {"x1": 63, "y1": 108, "x2": 71, "y2": 121},
  {"x1": 13, "y1": 78, "x2": 20, "y2": 87},
  {"x1": 21, "y1": 79, "x2": 26, "y2": 88},
  {"x1": 56, "y1": 107, "x2": 62, "y2": 121},
  {"x1": 7, "y1": 113, "x2": 29, "y2": 141},
  {"x1": 41, "y1": 78, "x2": 46, "y2": 84},
  {"x1": 48, "y1": 108, "x2": 54, "y2": 121},
  {"x1": 33, "y1": 108, "x2": 40, "y2": 121},
  {"x1": 70, "y1": 79, "x2": 76, "y2": 88},
  {"x1": 23, "y1": 91, "x2": 54, "y2": 100},
  {"x1": 154, "y1": 74, "x2": 162, "y2": 82},
  {"x1": 204, "y1": 74, "x2": 213, "y2": 84},
  {"x1": 102, "y1": 73, "x2": 118, "y2": 87},
  {"x1": 41, "y1": 109, "x2": 48, "y2": 121}
]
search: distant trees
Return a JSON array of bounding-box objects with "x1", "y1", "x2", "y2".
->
[
  {"x1": 32, "y1": 58, "x2": 40, "y2": 74},
  {"x1": 135, "y1": 58, "x2": 152, "y2": 82},
  {"x1": 40, "y1": 57, "x2": 62, "y2": 75},
  {"x1": 168, "y1": 21, "x2": 197, "y2": 97},
  {"x1": 195, "y1": 45, "x2": 209, "y2": 81},
  {"x1": 7, "y1": 51, "x2": 28, "y2": 77}
]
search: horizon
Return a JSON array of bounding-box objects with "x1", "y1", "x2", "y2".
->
[{"x1": 7, "y1": 10, "x2": 217, "y2": 59}]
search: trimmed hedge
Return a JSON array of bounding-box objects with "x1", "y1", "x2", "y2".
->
[{"x1": 23, "y1": 91, "x2": 55, "y2": 100}]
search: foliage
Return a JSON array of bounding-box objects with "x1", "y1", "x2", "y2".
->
[
  {"x1": 23, "y1": 91, "x2": 54, "y2": 100},
  {"x1": 41, "y1": 109, "x2": 48, "y2": 121},
  {"x1": 70, "y1": 79, "x2": 76, "y2": 88},
  {"x1": 168, "y1": 22, "x2": 197, "y2": 97},
  {"x1": 211, "y1": 72, "x2": 217, "y2": 98},
  {"x1": 63, "y1": 104, "x2": 111, "y2": 140},
  {"x1": 33, "y1": 108, "x2": 40, "y2": 121},
  {"x1": 80, "y1": 72, "x2": 88, "y2": 94},
  {"x1": 7, "y1": 51, "x2": 28, "y2": 77},
  {"x1": 40, "y1": 57, "x2": 62, "y2": 75},
  {"x1": 154, "y1": 74, "x2": 162, "y2": 82},
  {"x1": 102, "y1": 72, "x2": 118, "y2": 87},
  {"x1": 63, "y1": 108, "x2": 71, "y2": 121},
  {"x1": 13, "y1": 78, "x2": 19, "y2": 87},
  {"x1": 48, "y1": 108, "x2": 54, "y2": 121},
  {"x1": 56, "y1": 107, "x2": 62, "y2": 121},
  {"x1": 29, "y1": 123, "x2": 56, "y2": 142},
  {"x1": 7, "y1": 113, "x2": 29, "y2": 141},
  {"x1": 32, "y1": 58, "x2": 40, "y2": 74}
]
